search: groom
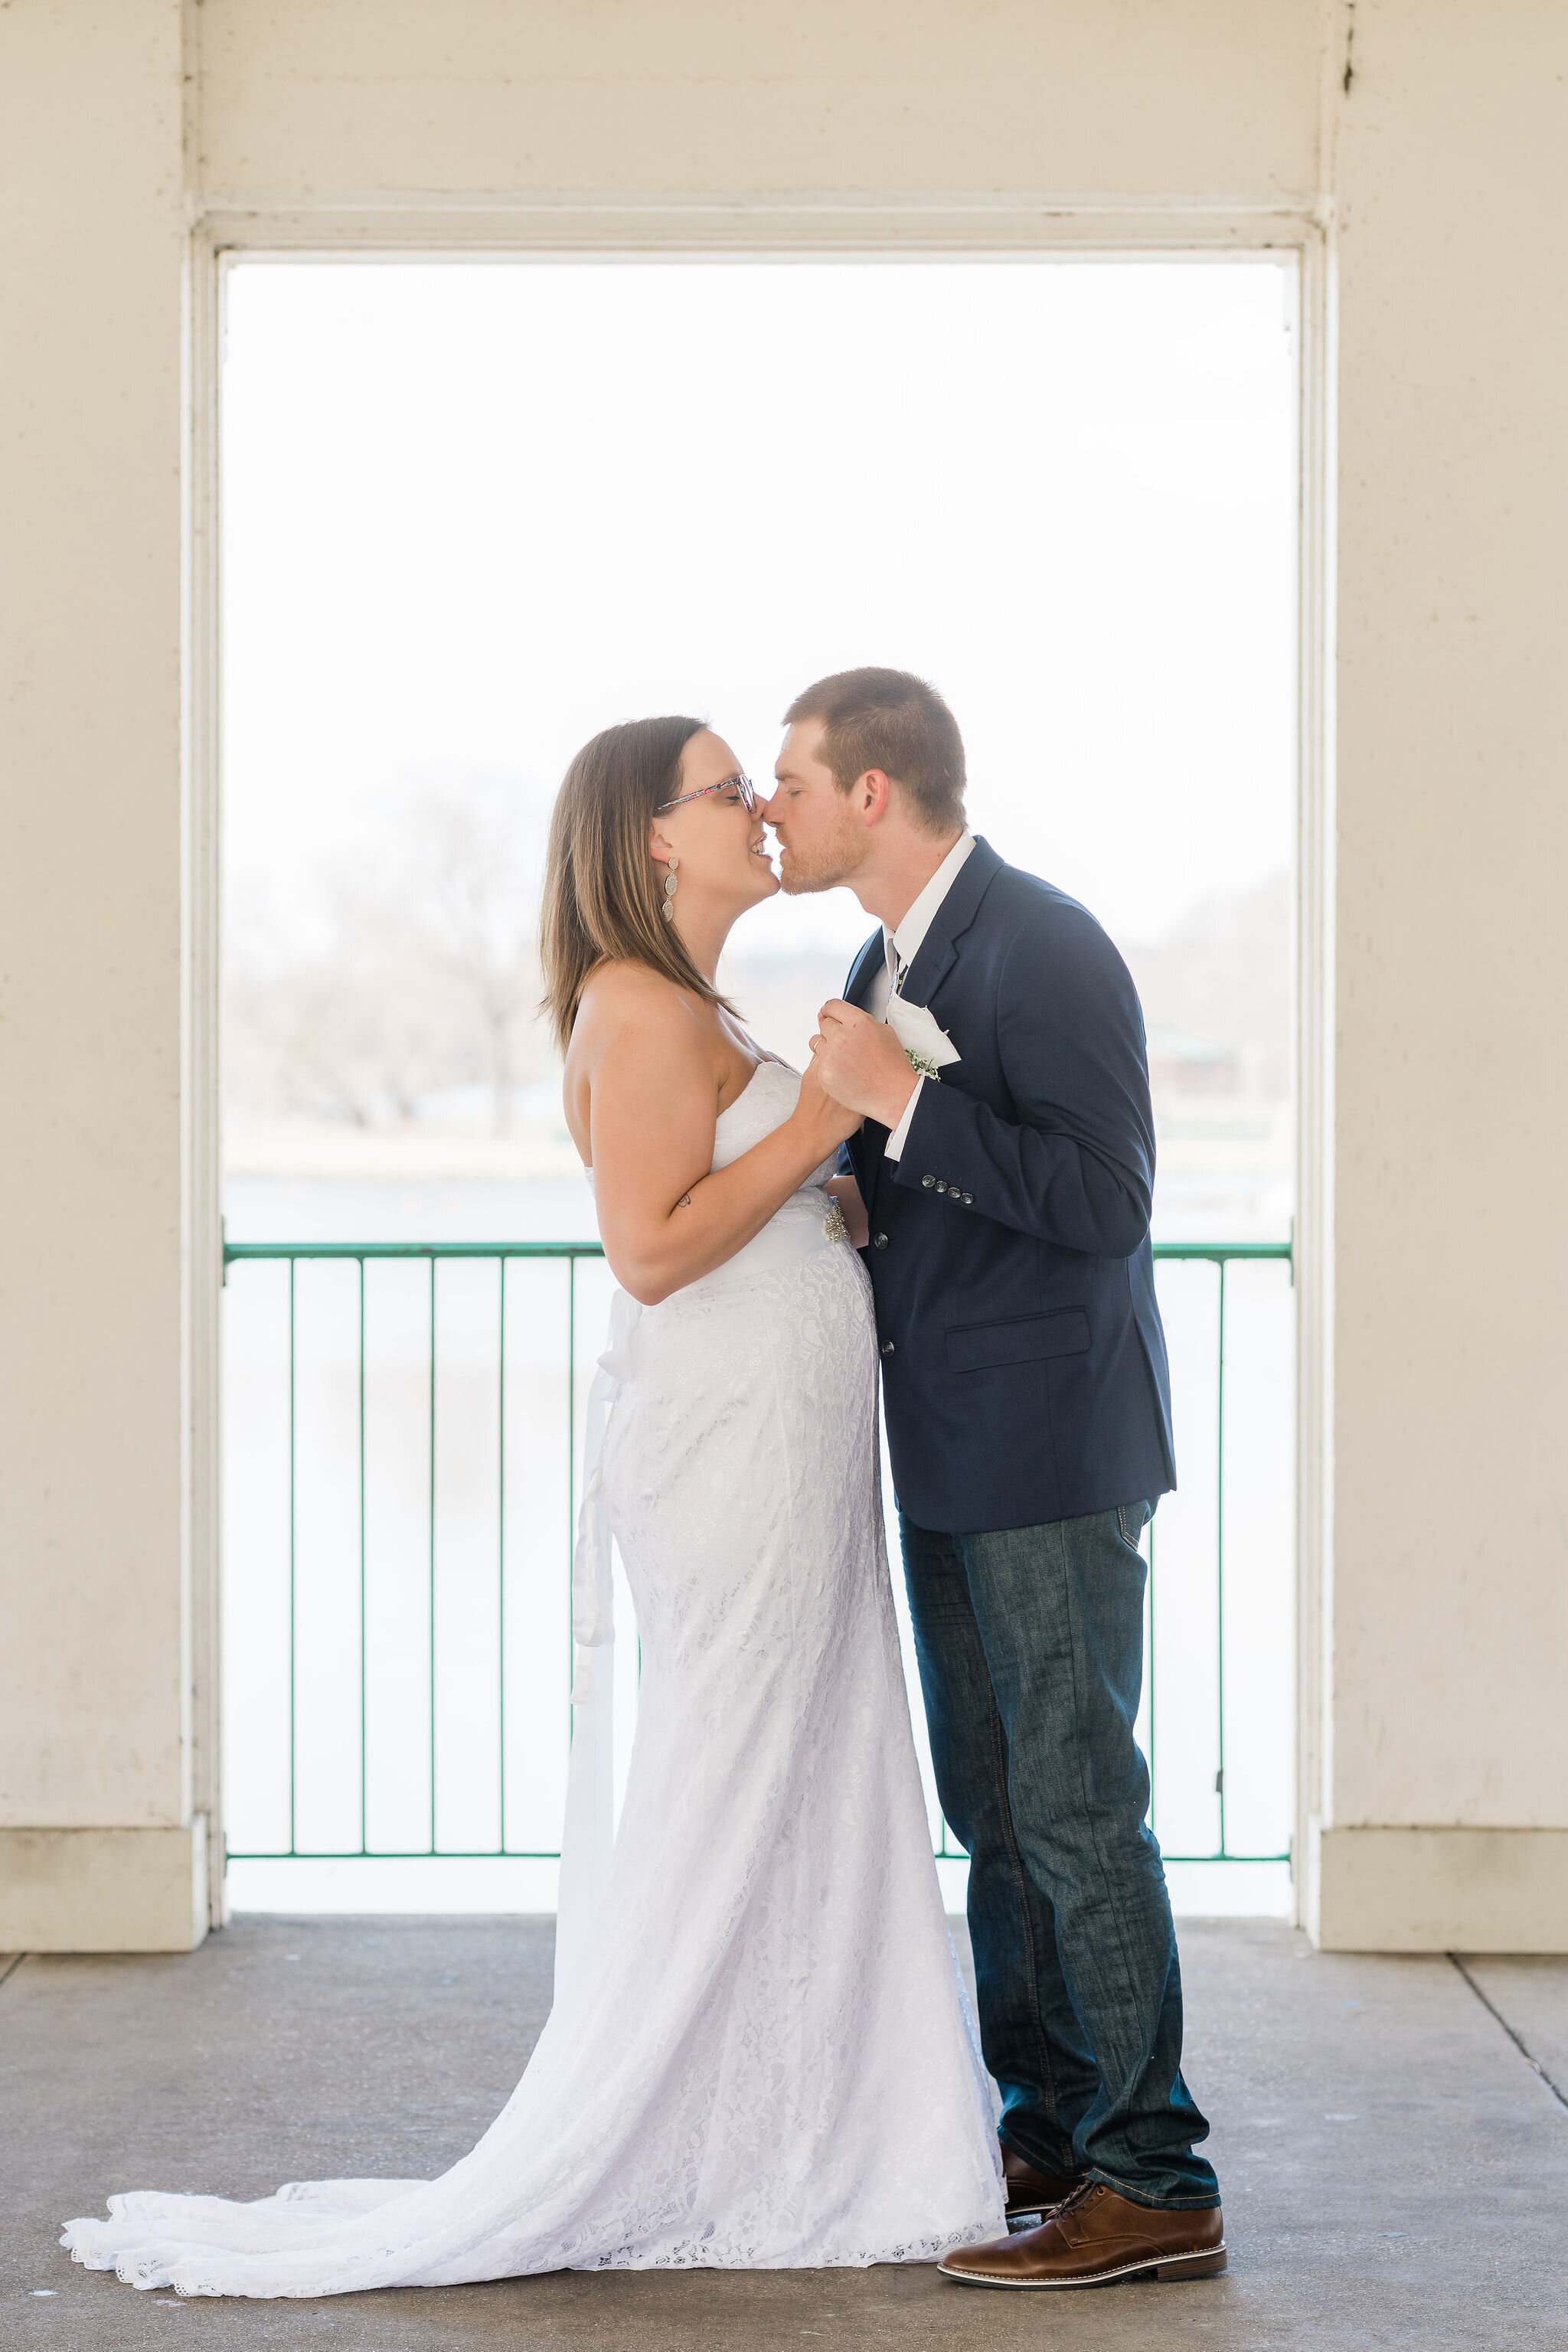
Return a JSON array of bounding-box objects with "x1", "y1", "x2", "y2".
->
[{"x1": 766, "y1": 668, "x2": 1224, "y2": 2290}]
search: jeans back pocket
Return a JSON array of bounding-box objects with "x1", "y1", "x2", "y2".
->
[{"x1": 1116, "y1": 1498, "x2": 1153, "y2": 1551}]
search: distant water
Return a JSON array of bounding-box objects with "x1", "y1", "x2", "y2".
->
[
  {"x1": 226, "y1": 1164, "x2": 1288, "y2": 1247},
  {"x1": 226, "y1": 1171, "x2": 599, "y2": 1246}
]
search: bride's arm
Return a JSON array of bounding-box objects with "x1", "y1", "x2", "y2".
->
[{"x1": 580, "y1": 969, "x2": 859, "y2": 1307}]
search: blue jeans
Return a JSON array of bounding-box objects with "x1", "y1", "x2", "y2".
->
[{"x1": 900, "y1": 1501, "x2": 1220, "y2": 2210}]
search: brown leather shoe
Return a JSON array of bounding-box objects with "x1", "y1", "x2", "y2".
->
[
  {"x1": 939, "y1": 2180, "x2": 1226, "y2": 2289},
  {"x1": 1001, "y1": 2144, "x2": 1083, "y2": 2218}
]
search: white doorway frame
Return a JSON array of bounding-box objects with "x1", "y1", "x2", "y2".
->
[{"x1": 185, "y1": 192, "x2": 1334, "y2": 1930}]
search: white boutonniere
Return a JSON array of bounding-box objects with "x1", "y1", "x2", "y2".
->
[{"x1": 886, "y1": 994, "x2": 961, "y2": 1084}]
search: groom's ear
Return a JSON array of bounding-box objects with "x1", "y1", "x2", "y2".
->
[{"x1": 855, "y1": 769, "x2": 894, "y2": 827}]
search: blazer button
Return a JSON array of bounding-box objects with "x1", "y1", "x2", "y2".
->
[
  {"x1": 962, "y1": 1191, "x2": 974, "y2": 1205},
  {"x1": 880, "y1": 1340, "x2": 896, "y2": 1357},
  {"x1": 934, "y1": 1180, "x2": 948, "y2": 1194},
  {"x1": 921, "y1": 1174, "x2": 936, "y2": 1189},
  {"x1": 873, "y1": 1232, "x2": 889, "y2": 1249}
]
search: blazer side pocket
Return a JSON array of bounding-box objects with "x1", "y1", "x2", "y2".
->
[{"x1": 945, "y1": 1307, "x2": 1092, "y2": 1374}]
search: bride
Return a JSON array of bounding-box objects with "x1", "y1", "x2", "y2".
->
[{"x1": 62, "y1": 716, "x2": 1005, "y2": 2298}]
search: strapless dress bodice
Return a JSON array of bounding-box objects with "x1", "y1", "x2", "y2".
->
[
  {"x1": 710, "y1": 1057, "x2": 838, "y2": 1187},
  {"x1": 585, "y1": 1059, "x2": 844, "y2": 1282}
]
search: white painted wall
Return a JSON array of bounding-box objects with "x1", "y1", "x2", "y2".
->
[
  {"x1": 2, "y1": 0, "x2": 1563, "y2": 1949},
  {"x1": 1314, "y1": 0, "x2": 1568, "y2": 1948},
  {"x1": 0, "y1": 1, "x2": 211, "y2": 1950},
  {"x1": 191, "y1": 0, "x2": 1321, "y2": 201}
]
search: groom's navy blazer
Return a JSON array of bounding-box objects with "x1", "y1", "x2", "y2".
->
[{"x1": 843, "y1": 837, "x2": 1176, "y2": 1535}]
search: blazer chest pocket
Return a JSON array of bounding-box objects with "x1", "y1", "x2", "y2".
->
[{"x1": 945, "y1": 1307, "x2": 1092, "y2": 1374}]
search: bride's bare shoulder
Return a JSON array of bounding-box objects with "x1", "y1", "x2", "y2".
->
[
  {"x1": 564, "y1": 965, "x2": 710, "y2": 1158},
  {"x1": 573, "y1": 961, "x2": 708, "y2": 1057}
]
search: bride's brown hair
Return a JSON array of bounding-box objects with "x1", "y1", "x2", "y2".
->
[{"x1": 540, "y1": 716, "x2": 739, "y2": 1053}]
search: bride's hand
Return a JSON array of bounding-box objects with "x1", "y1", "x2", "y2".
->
[{"x1": 795, "y1": 1047, "x2": 864, "y2": 1150}]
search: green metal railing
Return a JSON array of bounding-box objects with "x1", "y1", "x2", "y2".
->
[
  {"x1": 224, "y1": 1240, "x2": 595, "y2": 1861},
  {"x1": 1155, "y1": 1237, "x2": 1292, "y2": 1864},
  {"x1": 223, "y1": 1236, "x2": 1292, "y2": 1869}
]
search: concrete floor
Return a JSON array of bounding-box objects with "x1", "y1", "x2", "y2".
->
[{"x1": 2, "y1": 1916, "x2": 1566, "y2": 2350}]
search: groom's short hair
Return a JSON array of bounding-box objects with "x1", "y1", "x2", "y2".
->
[{"x1": 783, "y1": 668, "x2": 966, "y2": 835}]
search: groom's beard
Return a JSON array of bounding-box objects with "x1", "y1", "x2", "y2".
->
[{"x1": 774, "y1": 811, "x2": 866, "y2": 897}]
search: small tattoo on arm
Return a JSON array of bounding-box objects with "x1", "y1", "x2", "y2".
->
[{"x1": 676, "y1": 1192, "x2": 693, "y2": 1210}]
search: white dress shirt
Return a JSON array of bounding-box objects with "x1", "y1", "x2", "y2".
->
[{"x1": 865, "y1": 831, "x2": 975, "y2": 1160}]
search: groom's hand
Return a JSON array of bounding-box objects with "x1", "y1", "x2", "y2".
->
[{"x1": 811, "y1": 1000, "x2": 922, "y2": 1130}]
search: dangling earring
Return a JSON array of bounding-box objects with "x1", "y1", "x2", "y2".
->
[{"x1": 662, "y1": 856, "x2": 679, "y2": 921}]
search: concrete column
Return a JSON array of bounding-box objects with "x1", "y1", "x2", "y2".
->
[
  {"x1": 0, "y1": 0, "x2": 211, "y2": 1951},
  {"x1": 1311, "y1": 1, "x2": 1568, "y2": 1949}
]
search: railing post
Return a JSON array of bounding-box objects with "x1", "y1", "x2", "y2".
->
[
  {"x1": 1216, "y1": 1255, "x2": 1228, "y2": 1859},
  {"x1": 358, "y1": 1255, "x2": 367, "y2": 1858},
  {"x1": 498, "y1": 1256, "x2": 507, "y2": 1858},
  {"x1": 567, "y1": 1254, "x2": 577, "y2": 1720},
  {"x1": 428, "y1": 1253, "x2": 437, "y2": 1858},
  {"x1": 287, "y1": 1256, "x2": 296, "y2": 1860},
  {"x1": 1147, "y1": 1503, "x2": 1158, "y2": 1834}
]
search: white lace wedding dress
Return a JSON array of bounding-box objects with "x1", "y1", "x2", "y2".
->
[{"x1": 63, "y1": 1060, "x2": 1004, "y2": 2298}]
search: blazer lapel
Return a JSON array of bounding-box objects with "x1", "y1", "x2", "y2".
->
[
  {"x1": 838, "y1": 929, "x2": 888, "y2": 1207},
  {"x1": 843, "y1": 928, "x2": 886, "y2": 1011},
  {"x1": 838, "y1": 848, "x2": 1002, "y2": 1211},
  {"x1": 898, "y1": 836, "x2": 1004, "y2": 1009}
]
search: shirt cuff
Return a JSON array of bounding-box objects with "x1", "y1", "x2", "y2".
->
[{"x1": 882, "y1": 1077, "x2": 924, "y2": 1161}]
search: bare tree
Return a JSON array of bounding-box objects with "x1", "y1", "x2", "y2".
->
[
  {"x1": 408, "y1": 780, "x2": 550, "y2": 1135},
  {"x1": 224, "y1": 770, "x2": 557, "y2": 1135},
  {"x1": 1121, "y1": 871, "x2": 1291, "y2": 1098}
]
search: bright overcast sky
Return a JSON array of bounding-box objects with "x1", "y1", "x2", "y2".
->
[{"x1": 223, "y1": 258, "x2": 1297, "y2": 965}]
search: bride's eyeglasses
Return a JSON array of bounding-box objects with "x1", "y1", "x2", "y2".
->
[{"x1": 656, "y1": 775, "x2": 760, "y2": 815}]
